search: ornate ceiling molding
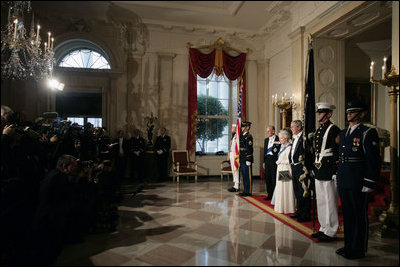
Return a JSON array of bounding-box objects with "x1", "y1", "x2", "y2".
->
[{"x1": 106, "y1": 3, "x2": 149, "y2": 57}]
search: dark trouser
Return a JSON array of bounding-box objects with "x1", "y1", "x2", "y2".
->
[
  {"x1": 115, "y1": 155, "x2": 127, "y2": 180},
  {"x1": 264, "y1": 156, "x2": 277, "y2": 196},
  {"x1": 130, "y1": 155, "x2": 144, "y2": 182},
  {"x1": 338, "y1": 187, "x2": 369, "y2": 256},
  {"x1": 157, "y1": 154, "x2": 169, "y2": 181},
  {"x1": 291, "y1": 164, "x2": 311, "y2": 219},
  {"x1": 240, "y1": 163, "x2": 252, "y2": 194}
]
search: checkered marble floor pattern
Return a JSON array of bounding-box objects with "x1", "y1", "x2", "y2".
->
[{"x1": 56, "y1": 177, "x2": 399, "y2": 266}]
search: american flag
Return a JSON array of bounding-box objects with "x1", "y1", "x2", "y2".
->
[{"x1": 233, "y1": 79, "x2": 242, "y2": 172}]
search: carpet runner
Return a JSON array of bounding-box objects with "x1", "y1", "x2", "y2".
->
[
  {"x1": 242, "y1": 171, "x2": 390, "y2": 242},
  {"x1": 237, "y1": 193, "x2": 343, "y2": 242}
]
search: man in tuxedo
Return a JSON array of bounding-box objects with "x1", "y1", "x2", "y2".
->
[
  {"x1": 289, "y1": 120, "x2": 311, "y2": 222},
  {"x1": 262, "y1": 125, "x2": 280, "y2": 200},
  {"x1": 311, "y1": 102, "x2": 341, "y2": 242},
  {"x1": 129, "y1": 129, "x2": 146, "y2": 183},
  {"x1": 154, "y1": 127, "x2": 171, "y2": 181}
]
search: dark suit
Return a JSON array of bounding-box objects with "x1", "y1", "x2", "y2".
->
[
  {"x1": 129, "y1": 136, "x2": 146, "y2": 182},
  {"x1": 113, "y1": 137, "x2": 130, "y2": 180},
  {"x1": 240, "y1": 132, "x2": 253, "y2": 194},
  {"x1": 289, "y1": 132, "x2": 311, "y2": 220},
  {"x1": 263, "y1": 135, "x2": 280, "y2": 198},
  {"x1": 154, "y1": 134, "x2": 171, "y2": 181},
  {"x1": 337, "y1": 124, "x2": 381, "y2": 257}
]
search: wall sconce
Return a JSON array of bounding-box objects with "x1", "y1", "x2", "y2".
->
[
  {"x1": 272, "y1": 92, "x2": 295, "y2": 128},
  {"x1": 370, "y1": 57, "x2": 399, "y2": 237}
]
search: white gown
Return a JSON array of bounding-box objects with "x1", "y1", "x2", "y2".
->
[{"x1": 273, "y1": 144, "x2": 296, "y2": 214}]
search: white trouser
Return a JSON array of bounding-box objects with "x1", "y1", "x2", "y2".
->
[
  {"x1": 230, "y1": 152, "x2": 240, "y2": 189},
  {"x1": 315, "y1": 179, "x2": 339, "y2": 237}
]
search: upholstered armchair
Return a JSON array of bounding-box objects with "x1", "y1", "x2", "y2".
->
[
  {"x1": 220, "y1": 152, "x2": 233, "y2": 181},
  {"x1": 172, "y1": 150, "x2": 198, "y2": 183}
]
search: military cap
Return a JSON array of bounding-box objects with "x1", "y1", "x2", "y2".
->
[
  {"x1": 241, "y1": 121, "x2": 252, "y2": 127},
  {"x1": 346, "y1": 99, "x2": 367, "y2": 113},
  {"x1": 316, "y1": 102, "x2": 336, "y2": 113}
]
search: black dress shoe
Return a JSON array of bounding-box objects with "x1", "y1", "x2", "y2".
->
[
  {"x1": 318, "y1": 233, "x2": 337, "y2": 242},
  {"x1": 227, "y1": 187, "x2": 239, "y2": 192},
  {"x1": 311, "y1": 231, "x2": 324, "y2": 238},
  {"x1": 342, "y1": 252, "x2": 365, "y2": 260},
  {"x1": 290, "y1": 214, "x2": 298, "y2": 218},
  {"x1": 336, "y1": 247, "x2": 346, "y2": 256},
  {"x1": 239, "y1": 192, "x2": 252, "y2": 197}
]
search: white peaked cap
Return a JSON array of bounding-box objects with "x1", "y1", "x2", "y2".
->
[{"x1": 316, "y1": 102, "x2": 336, "y2": 111}]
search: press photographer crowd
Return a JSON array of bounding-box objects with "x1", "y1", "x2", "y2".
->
[{"x1": 1, "y1": 106, "x2": 135, "y2": 266}]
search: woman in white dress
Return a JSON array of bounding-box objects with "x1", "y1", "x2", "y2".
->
[{"x1": 273, "y1": 129, "x2": 296, "y2": 214}]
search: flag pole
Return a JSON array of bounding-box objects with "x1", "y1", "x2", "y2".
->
[{"x1": 304, "y1": 34, "x2": 317, "y2": 234}]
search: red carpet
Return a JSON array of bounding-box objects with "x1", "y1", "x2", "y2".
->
[
  {"x1": 241, "y1": 171, "x2": 390, "y2": 242},
  {"x1": 237, "y1": 193, "x2": 343, "y2": 242}
]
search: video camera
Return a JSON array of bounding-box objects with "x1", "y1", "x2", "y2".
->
[{"x1": 78, "y1": 159, "x2": 95, "y2": 169}]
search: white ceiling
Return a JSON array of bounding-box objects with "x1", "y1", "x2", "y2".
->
[
  {"x1": 30, "y1": 1, "x2": 294, "y2": 36},
  {"x1": 29, "y1": 1, "x2": 392, "y2": 43},
  {"x1": 111, "y1": 1, "x2": 292, "y2": 33}
]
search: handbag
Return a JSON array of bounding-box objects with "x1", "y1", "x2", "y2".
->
[{"x1": 278, "y1": 170, "x2": 291, "y2": 181}]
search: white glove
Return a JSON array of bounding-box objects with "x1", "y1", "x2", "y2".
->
[
  {"x1": 246, "y1": 161, "x2": 251, "y2": 166},
  {"x1": 134, "y1": 151, "x2": 140, "y2": 156},
  {"x1": 157, "y1": 149, "x2": 163, "y2": 155},
  {"x1": 332, "y1": 174, "x2": 337, "y2": 180},
  {"x1": 362, "y1": 186, "x2": 374, "y2": 193}
]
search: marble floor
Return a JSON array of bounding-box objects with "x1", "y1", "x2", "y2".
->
[{"x1": 56, "y1": 177, "x2": 399, "y2": 266}]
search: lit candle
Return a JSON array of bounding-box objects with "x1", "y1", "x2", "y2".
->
[
  {"x1": 36, "y1": 25, "x2": 40, "y2": 42},
  {"x1": 272, "y1": 94, "x2": 274, "y2": 104},
  {"x1": 48, "y1": 32, "x2": 51, "y2": 48},
  {"x1": 370, "y1": 61, "x2": 374, "y2": 78},
  {"x1": 51, "y1": 37, "x2": 54, "y2": 49},
  {"x1": 13, "y1": 19, "x2": 18, "y2": 40},
  {"x1": 383, "y1": 57, "x2": 387, "y2": 75},
  {"x1": 44, "y1": 42, "x2": 47, "y2": 52},
  {"x1": 382, "y1": 66, "x2": 385, "y2": 79}
]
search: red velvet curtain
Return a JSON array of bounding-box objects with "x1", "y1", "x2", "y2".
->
[{"x1": 187, "y1": 48, "x2": 247, "y2": 152}]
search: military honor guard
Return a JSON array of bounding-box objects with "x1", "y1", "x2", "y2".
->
[
  {"x1": 239, "y1": 121, "x2": 253, "y2": 197},
  {"x1": 310, "y1": 102, "x2": 341, "y2": 242},
  {"x1": 154, "y1": 127, "x2": 171, "y2": 181},
  {"x1": 263, "y1": 125, "x2": 280, "y2": 200},
  {"x1": 336, "y1": 99, "x2": 381, "y2": 259},
  {"x1": 228, "y1": 124, "x2": 240, "y2": 192}
]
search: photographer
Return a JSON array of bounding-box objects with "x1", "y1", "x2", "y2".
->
[
  {"x1": 31, "y1": 154, "x2": 78, "y2": 265},
  {"x1": 1, "y1": 113, "x2": 43, "y2": 265}
]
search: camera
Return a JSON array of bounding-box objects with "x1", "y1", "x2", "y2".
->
[{"x1": 78, "y1": 160, "x2": 94, "y2": 169}]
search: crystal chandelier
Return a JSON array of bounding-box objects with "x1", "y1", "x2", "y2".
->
[{"x1": 1, "y1": 1, "x2": 55, "y2": 81}]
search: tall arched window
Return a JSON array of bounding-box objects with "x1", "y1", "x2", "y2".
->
[{"x1": 56, "y1": 39, "x2": 111, "y2": 69}]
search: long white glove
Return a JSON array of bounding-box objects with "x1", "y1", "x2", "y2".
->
[{"x1": 246, "y1": 161, "x2": 251, "y2": 166}]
